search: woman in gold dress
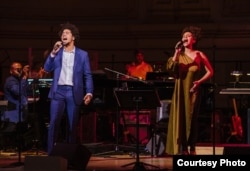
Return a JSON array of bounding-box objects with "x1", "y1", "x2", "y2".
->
[{"x1": 165, "y1": 26, "x2": 214, "y2": 155}]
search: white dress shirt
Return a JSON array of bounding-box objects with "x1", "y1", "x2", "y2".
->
[{"x1": 58, "y1": 48, "x2": 75, "y2": 86}]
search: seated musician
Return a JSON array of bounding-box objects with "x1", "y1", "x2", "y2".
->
[
  {"x1": 126, "y1": 49, "x2": 153, "y2": 80},
  {"x1": 1, "y1": 62, "x2": 29, "y2": 130}
]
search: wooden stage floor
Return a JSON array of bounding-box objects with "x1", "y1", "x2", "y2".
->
[
  {"x1": 0, "y1": 154, "x2": 171, "y2": 171},
  {"x1": 0, "y1": 143, "x2": 245, "y2": 171}
]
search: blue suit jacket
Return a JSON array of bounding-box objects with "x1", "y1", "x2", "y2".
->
[
  {"x1": 3, "y1": 75, "x2": 28, "y2": 123},
  {"x1": 44, "y1": 47, "x2": 94, "y2": 105}
]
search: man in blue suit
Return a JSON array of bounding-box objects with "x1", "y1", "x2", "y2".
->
[{"x1": 44, "y1": 23, "x2": 94, "y2": 155}]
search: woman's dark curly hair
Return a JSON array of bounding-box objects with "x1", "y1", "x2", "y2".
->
[
  {"x1": 58, "y1": 22, "x2": 80, "y2": 43},
  {"x1": 182, "y1": 26, "x2": 202, "y2": 42}
]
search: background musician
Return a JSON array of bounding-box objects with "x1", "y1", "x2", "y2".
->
[
  {"x1": 2, "y1": 62, "x2": 29, "y2": 124},
  {"x1": 126, "y1": 49, "x2": 153, "y2": 80},
  {"x1": 0, "y1": 62, "x2": 29, "y2": 150}
]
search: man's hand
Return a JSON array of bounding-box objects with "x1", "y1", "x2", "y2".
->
[
  {"x1": 51, "y1": 41, "x2": 63, "y2": 56},
  {"x1": 22, "y1": 65, "x2": 30, "y2": 79},
  {"x1": 83, "y1": 94, "x2": 92, "y2": 105}
]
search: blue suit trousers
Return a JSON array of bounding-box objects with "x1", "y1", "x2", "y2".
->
[{"x1": 47, "y1": 85, "x2": 80, "y2": 155}]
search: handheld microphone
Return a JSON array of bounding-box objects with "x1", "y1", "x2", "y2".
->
[
  {"x1": 17, "y1": 68, "x2": 22, "y2": 73},
  {"x1": 53, "y1": 41, "x2": 63, "y2": 51},
  {"x1": 175, "y1": 41, "x2": 183, "y2": 49},
  {"x1": 16, "y1": 68, "x2": 22, "y2": 77}
]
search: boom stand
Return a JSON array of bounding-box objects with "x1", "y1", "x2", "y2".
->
[
  {"x1": 114, "y1": 90, "x2": 161, "y2": 171},
  {"x1": 10, "y1": 77, "x2": 24, "y2": 166},
  {"x1": 98, "y1": 68, "x2": 148, "y2": 156},
  {"x1": 16, "y1": 77, "x2": 23, "y2": 165}
]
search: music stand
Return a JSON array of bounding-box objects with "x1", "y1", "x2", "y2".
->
[
  {"x1": 114, "y1": 90, "x2": 161, "y2": 171},
  {"x1": 100, "y1": 67, "x2": 148, "y2": 157}
]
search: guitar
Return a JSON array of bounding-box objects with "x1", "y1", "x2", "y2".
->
[{"x1": 231, "y1": 98, "x2": 243, "y2": 140}]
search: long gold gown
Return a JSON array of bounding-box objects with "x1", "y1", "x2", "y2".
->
[{"x1": 165, "y1": 53, "x2": 201, "y2": 155}]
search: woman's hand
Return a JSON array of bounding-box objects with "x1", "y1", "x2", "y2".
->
[{"x1": 190, "y1": 80, "x2": 200, "y2": 92}]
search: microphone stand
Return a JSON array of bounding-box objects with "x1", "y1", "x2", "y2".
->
[
  {"x1": 10, "y1": 76, "x2": 24, "y2": 166},
  {"x1": 18, "y1": 77, "x2": 22, "y2": 164},
  {"x1": 95, "y1": 68, "x2": 149, "y2": 156},
  {"x1": 104, "y1": 67, "x2": 150, "y2": 84},
  {"x1": 96, "y1": 68, "x2": 127, "y2": 156}
]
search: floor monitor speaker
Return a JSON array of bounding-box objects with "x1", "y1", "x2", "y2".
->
[{"x1": 50, "y1": 143, "x2": 92, "y2": 171}]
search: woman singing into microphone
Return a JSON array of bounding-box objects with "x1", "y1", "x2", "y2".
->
[{"x1": 165, "y1": 26, "x2": 214, "y2": 155}]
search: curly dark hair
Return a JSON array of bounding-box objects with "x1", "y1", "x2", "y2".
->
[
  {"x1": 181, "y1": 26, "x2": 202, "y2": 41},
  {"x1": 58, "y1": 22, "x2": 80, "y2": 43}
]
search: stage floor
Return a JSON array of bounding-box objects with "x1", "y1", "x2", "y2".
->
[
  {"x1": 0, "y1": 143, "x2": 250, "y2": 171},
  {"x1": 1, "y1": 143, "x2": 247, "y2": 171}
]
